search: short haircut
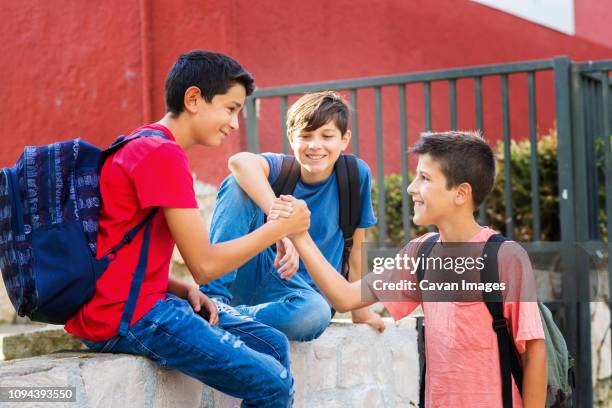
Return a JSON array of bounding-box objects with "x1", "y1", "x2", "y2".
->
[
  {"x1": 286, "y1": 91, "x2": 349, "y2": 137},
  {"x1": 410, "y1": 131, "x2": 496, "y2": 208},
  {"x1": 165, "y1": 50, "x2": 255, "y2": 115}
]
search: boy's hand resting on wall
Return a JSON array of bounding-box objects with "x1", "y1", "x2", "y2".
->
[
  {"x1": 187, "y1": 287, "x2": 219, "y2": 325},
  {"x1": 351, "y1": 308, "x2": 386, "y2": 332}
]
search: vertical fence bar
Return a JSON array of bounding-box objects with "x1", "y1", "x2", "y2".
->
[
  {"x1": 475, "y1": 77, "x2": 484, "y2": 131},
  {"x1": 423, "y1": 81, "x2": 432, "y2": 131},
  {"x1": 571, "y1": 67, "x2": 597, "y2": 405},
  {"x1": 350, "y1": 89, "x2": 359, "y2": 155},
  {"x1": 475, "y1": 76, "x2": 487, "y2": 224},
  {"x1": 595, "y1": 76, "x2": 603, "y2": 142},
  {"x1": 554, "y1": 56, "x2": 584, "y2": 406},
  {"x1": 501, "y1": 74, "x2": 513, "y2": 239},
  {"x1": 423, "y1": 81, "x2": 435, "y2": 232},
  {"x1": 571, "y1": 67, "x2": 590, "y2": 243},
  {"x1": 449, "y1": 79, "x2": 457, "y2": 130},
  {"x1": 375, "y1": 87, "x2": 387, "y2": 247},
  {"x1": 399, "y1": 85, "x2": 411, "y2": 241},
  {"x1": 584, "y1": 78, "x2": 599, "y2": 238},
  {"x1": 601, "y1": 71, "x2": 612, "y2": 374},
  {"x1": 528, "y1": 72, "x2": 541, "y2": 240},
  {"x1": 281, "y1": 96, "x2": 289, "y2": 154},
  {"x1": 245, "y1": 96, "x2": 259, "y2": 153}
]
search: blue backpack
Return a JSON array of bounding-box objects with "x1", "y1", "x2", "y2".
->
[{"x1": 0, "y1": 129, "x2": 167, "y2": 335}]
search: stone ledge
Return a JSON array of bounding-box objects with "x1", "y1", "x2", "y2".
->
[
  {"x1": 0, "y1": 319, "x2": 419, "y2": 408},
  {"x1": 0, "y1": 324, "x2": 86, "y2": 361}
]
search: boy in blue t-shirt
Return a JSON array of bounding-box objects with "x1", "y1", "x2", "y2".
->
[
  {"x1": 271, "y1": 131, "x2": 547, "y2": 406},
  {"x1": 201, "y1": 91, "x2": 383, "y2": 341}
]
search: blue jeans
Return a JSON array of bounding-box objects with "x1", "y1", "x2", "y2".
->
[
  {"x1": 201, "y1": 178, "x2": 332, "y2": 342},
  {"x1": 80, "y1": 294, "x2": 293, "y2": 408}
]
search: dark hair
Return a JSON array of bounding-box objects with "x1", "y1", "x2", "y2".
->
[
  {"x1": 286, "y1": 91, "x2": 349, "y2": 137},
  {"x1": 410, "y1": 131, "x2": 496, "y2": 208},
  {"x1": 165, "y1": 50, "x2": 255, "y2": 115}
]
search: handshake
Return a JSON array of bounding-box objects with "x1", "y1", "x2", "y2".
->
[{"x1": 267, "y1": 195, "x2": 311, "y2": 237}]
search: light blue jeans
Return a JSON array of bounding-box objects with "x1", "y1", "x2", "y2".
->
[
  {"x1": 80, "y1": 294, "x2": 293, "y2": 408},
  {"x1": 200, "y1": 177, "x2": 332, "y2": 341}
]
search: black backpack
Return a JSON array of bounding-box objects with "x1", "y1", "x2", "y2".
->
[
  {"x1": 270, "y1": 154, "x2": 361, "y2": 280},
  {"x1": 417, "y1": 233, "x2": 574, "y2": 408}
]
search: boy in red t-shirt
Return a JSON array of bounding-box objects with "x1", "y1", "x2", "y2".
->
[
  {"x1": 66, "y1": 50, "x2": 308, "y2": 407},
  {"x1": 270, "y1": 131, "x2": 547, "y2": 407}
]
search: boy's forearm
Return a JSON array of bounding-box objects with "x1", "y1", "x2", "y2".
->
[
  {"x1": 521, "y1": 339, "x2": 547, "y2": 408},
  {"x1": 228, "y1": 153, "x2": 276, "y2": 214},
  {"x1": 199, "y1": 221, "x2": 288, "y2": 283},
  {"x1": 292, "y1": 233, "x2": 375, "y2": 312},
  {"x1": 346, "y1": 229, "x2": 377, "y2": 320}
]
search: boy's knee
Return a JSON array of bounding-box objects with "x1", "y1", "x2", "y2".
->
[
  {"x1": 253, "y1": 365, "x2": 294, "y2": 407},
  {"x1": 284, "y1": 294, "x2": 331, "y2": 341},
  {"x1": 273, "y1": 328, "x2": 291, "y2": 355},
  {"x1": 210, "y1": 176, "x2": 262, "y2": 240},
  {"x1": 269, "y1": 372, "x2": 293, "y2": 404},
  {"x1": 217, "y1": 176, "x2": 259, "y2": 212},
  {"x1": 266, "y1": 326, "x2": 291, "y2": 366}
]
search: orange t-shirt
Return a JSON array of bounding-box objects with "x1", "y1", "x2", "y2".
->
[{"x1": 367, "y1": 227, "x2": 544, "y2": 407}]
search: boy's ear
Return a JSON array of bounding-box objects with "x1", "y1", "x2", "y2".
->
[
  {"x1": 183, "y1": 86, "x2": 202, "y2": 114},
  {"x1": 455, "y1": 182, "x2": 473, "y2": 207},
  {"x1": 341, "y1": 130, "x2": 352, "y2": 151}
]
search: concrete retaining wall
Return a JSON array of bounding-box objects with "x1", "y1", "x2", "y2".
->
[{"x1": 0, "y1": 320, "x2": 419, "y2": 408}]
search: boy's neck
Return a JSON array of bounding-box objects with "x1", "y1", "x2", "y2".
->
[
  {"x1": 300, "y1": 165, "x2": 334, "y2": 184},
  {"x1": 434, "y1": 215, "x2": 483, "y2": 242},
  {"x1": 156, "y1": 113, "x2": 194, "y2": 150}
]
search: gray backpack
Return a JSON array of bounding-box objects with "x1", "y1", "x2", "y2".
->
[{"x1": 417, "y1": 233, "x2": 575, "y2": 407}]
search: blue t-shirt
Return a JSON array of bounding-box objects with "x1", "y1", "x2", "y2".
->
[{"x1": 262, "y1": 153, "x2": 377, "y2": 288}]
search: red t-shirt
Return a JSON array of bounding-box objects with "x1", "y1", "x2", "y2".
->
[{"x1": 65, "y1": 124, "x2": 198, "y2": 341}]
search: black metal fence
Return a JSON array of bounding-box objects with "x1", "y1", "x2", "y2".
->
[{"x1": 244, "y1": 57, "x2": 612, "y2": 406}]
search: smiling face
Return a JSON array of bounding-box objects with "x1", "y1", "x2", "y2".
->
[
  {"x1": 192, "y1": 83, "x2": 246, "y2": 147},
  {"x1": 289, "y1": 120, "x2": 351, "y2": 183},
  {"x1": 407, "y1": 153, "x2": 461, "y2": 227}
]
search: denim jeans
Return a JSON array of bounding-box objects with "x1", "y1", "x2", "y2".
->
[
  {"x1": 80, "y1": 294, "x2": 293, "y2": 408},
  {"x1": 201, "y1": 178, "x2": 332, "y2": 342}
]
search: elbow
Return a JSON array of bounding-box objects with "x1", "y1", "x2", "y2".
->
[
  {"x1": 193, "y1": 274, "x2": 210, "y2": 286},
  {"x1": 192, "y1": 262, "x2": 216, "y2": 286},
  {"x1": 227, "y1": 152, "x2": 250, "y2": 173},
  {"x1": 333, "y1": 299, "x2": 352, "y2": 313},
  {"x1": 227, "y1": 154, "x2": 240, "y2": 173},
  {"x1": 334, "y1": 305, "x2": 350, "y2": 314}
]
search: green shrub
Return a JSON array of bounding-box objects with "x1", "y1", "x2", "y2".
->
[{"x1": 485, "y1": 129, "x2": 560, "y2": 241}]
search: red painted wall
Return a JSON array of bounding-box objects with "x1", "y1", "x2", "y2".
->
[
  {"x1": 2, "y1": 0, "x2": 611, "y2": 185},
  {"x1": 575, "y1": 0, "x2": 612, "y2": 49}
]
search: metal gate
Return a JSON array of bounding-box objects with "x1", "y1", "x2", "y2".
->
[{"x1": 244, "y1": 56, "x2": 612, "y2": 406}]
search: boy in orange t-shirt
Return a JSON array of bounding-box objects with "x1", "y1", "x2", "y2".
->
[{"x1": 270, "y1": 131, "x2": 547, "y2": 407}]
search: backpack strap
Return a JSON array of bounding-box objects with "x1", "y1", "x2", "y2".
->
[
  {"x1": 416, "y1": 233, "x2": 439, "y2": 408},
  {"x1": 101, "y1": 209, "x2": 159, "y2": 262},
  {"x1": 116, "y1": 216, "x2": 155, "y2": 336},
  {"x1": 481, "y1": 234, "x2": 524, "y2": 408},
  {"x1": 416, "y1": 233, "x2": 440, "y2": 283},
  {"x1": 335, "y1": 154, "x2": 361, "y2": 279},
  {"x1": 271, "y1": 156, "x2": 301, "y2": 197},
  {"x1": 102, "y1": 128, "x2": 170, "y2": 162},
  {"x1": 100, "y1": 128, "x2": 169, "y2": 337}
]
